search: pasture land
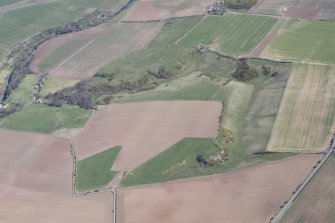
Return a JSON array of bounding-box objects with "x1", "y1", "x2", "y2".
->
[
  {"x1": 262, "y1": 20, "x2": 335, "y2": 64},
  {"x1": 0, "y1": 0, "x2": 125, "y2": 60},
  {"x1": 0, "y1": 0, "x2": 23, "y2": 7},
  {"x1": 0, "y1": 129, "x2": 113, "y2": 223},
  {"x1": 7, "y1": 74, "x2": 37, "y2": 106},
  {"x1": 116, "y1": 59, "x2": 292, "y2": 156},
  {"x1": 280, "y1": 156, "x2": 335, "y2": 223},
  {"x1": 121, "y1": 138, "x2": 219, "y2": 186},
  {"x1": 40, "y1": 76, "x2": 80, "y2": 96},
  {"x1": 73, "y1": 101, "x2": 222, "y2": 171},
  {"x1": 118, "y1": 154, "x2": 320, "y2": 223},
  {"x1": 31, "y1": 22, "x2": 162, "y2": 80},
  {"x1": 178, "y1": 13, "x2": 278, "y2": 57},
  {"x1": 76, "y1": 146, "x2": 121, "y2": 191},
  {"x1": 267, "y1": 64, "x2": 335, "y2": 152},
  {"x1": 0, "y1": 104, "x2": 92, "y2": 133},
  {"x1": 121, "y1": 0, "x2": 214, "y2": 21},
  {"x1": 249, "y1": 0, "x2": 335, "y2": 20}
]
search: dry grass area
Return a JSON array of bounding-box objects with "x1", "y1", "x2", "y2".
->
[
  {"x1": 267, "y1": 64, "x2": 335, "y2": 152},
  {"x1": 31, "y1": 22, "x2": 163, "y2": 80},
  {"x1": 0, "y1": 129, "x2": 113, "y2": 223},
  {"x1": 118, "y1": 154, "x2": 320, "y2": 223},
  {"x1": 121, "y1": 0, "x2": 215, "y2": 21},
  {"x1": 73, "y1": 101, "x2": 222, "y2": 171},
  {"x1": 249, "y1": 0, "x2": 335, "y2": 20},
  {"x1": 280, "y1": 156, "x2": 335, "y2": 223}
]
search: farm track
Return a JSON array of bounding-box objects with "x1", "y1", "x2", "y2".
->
[
  {"x1": 36, "y1": 22, "x2": 163, "y2": 79},
  {"x1": 178, "y1": 13, "x2": 278, "y2": 57},
  {"x1": 270, "y1": 136, "x2": 335, "y2": 223}
]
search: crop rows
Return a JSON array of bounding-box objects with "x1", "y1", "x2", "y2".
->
[
  {"x1": 179, "y1": 13, "x2": 277, "y2": 57},
  {"x1": 268, "y1": 63, "x2": 335, "y2": 152}
]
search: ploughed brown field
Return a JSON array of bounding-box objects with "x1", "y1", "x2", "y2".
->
[
  {"x1": 0, "y1": 129, "x2": 113, "y2": 223},
  {"x1": 30, "y1": 22, "x2": 162, "y2": 80},
  {"x1": 118, "y1": 154, "x2": 321, "y2": 223},
  {"x1": 74, "y1": 101, "x2": 222, "y2": 171},
  {"x1": 121, "y1": 0, "x2": 215, "y2": 22},
  {"x1": 249, "y1": 0, "x2": 335, "y2": 20},
  {"x1": 280, "y1": 156, "x2": 335, "y2": 223}
]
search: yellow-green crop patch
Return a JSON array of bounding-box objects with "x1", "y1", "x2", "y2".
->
[
  {"x1": 263, "y1": 20, "x2": 335, "y2": 64},
  {"x1": 267, "y1": 63, "x2": 335, "y2": 152},
  {"x1": 178, "y1": 13, "x2": 278, "y2": 57}
]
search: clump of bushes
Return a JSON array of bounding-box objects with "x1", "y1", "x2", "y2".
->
[
  {"x1": 225, "y1": 0, "x2": 258, "y2": 10},
  {"x1": 148, "y1": 66, "x2": 173, "y2": 79},
  {"x1": 231, "y1": 58, "x2": 258, "y2": 81}
]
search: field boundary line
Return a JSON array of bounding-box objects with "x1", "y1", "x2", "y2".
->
[
  {"x1": 269, "y1": 135, "x2": 335, "y2": 223},
  {"x1": 174, "y1": 16, "x2": 207, "y2": 45}
]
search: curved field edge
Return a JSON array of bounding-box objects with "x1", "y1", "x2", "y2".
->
[
  {"x1": 75, "y1": 146, "x2": 121, "y2": 191},
  {"x1": 0, "y1": 103, "x2": 92, "y2": 134}
]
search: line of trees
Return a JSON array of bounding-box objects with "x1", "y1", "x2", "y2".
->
[
  {"x1": 45, "y1": 75, "x2": 155, "y2": 109},
  {"x1": 1, "y1": 0, "x2": 135, "y2": 104}
]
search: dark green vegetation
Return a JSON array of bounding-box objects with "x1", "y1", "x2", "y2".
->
[
  {"x1": 225, "y1": 0, "x2": 258, "y2": 10},
  {"x1": 179, "y1": 14, "x2": 278, "y2": 56},
  {"x1": 76, "y1": 146, "x2": 121, "y2": 191},
  {"x1": 122, "y1": 137, "x2": 295, "y2": 186},
  {"x1": 0, "y1": 104, "x2": 92, "y2": 133}
]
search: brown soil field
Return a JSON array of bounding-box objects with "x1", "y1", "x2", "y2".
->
[
  {"x1": 31, "y1": 22, "x2": 163, "y2": 80},
  {"x1": 0, "y1": 129, "x2": 113, "y2": 223},
  {"x1": 280, "y1": 156, "x2": 335, "y2": 223},
  {"x1": 117, "y1": 154, "x2": 321, "y2": 223},
  {"x1": 74, "y1": 101, "x2": 222, "y2": 171},
  {"x1": 249, "y1": 0, "x2": 335, "y2": 20},
  {"x1": 121, "y1": 0, "x2": 215, "y2": 22},
  {"x1": 249, "y1": 21, "x2": 283, "y2": 58}
]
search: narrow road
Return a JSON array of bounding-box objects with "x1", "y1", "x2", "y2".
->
[{"x1": 270, "y1": 137, "x2": 335, "y2": 223}]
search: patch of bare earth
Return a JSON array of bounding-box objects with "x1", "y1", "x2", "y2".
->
[
  {"x1": 117, "y1": 154, "x2": 321, "y2": 223},
  {"x1": 73, "y1": 101, "x2": 222, "y2": 171},
  {"x1": 249, "y1": 0, "x2": 334, "y2": 20},
  {"x1": 121, "y1": 0, "x2": 215, "y2": 22},
  {"x1": 0, "y1": 129, "x2": 113, "y2": 223},
  {"x1": 31, "y1": 22, "x2": 163, "y2": 80},
  {"x1": 280, "y1": 156, "x2": 335, "y2": 223},
  {"x1": 249, "y1": 21, "x2": 283, "y2": 58}
]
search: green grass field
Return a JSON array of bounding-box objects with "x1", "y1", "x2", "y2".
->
[
  {"x1": 178, "y1": 13, "x2": 277, "y2": 57},
  {"x1": 121, "y1": 138, "x2": 219, "y2": 186},
  {"x1": 7, "y1": 74, "x2": 37, "y2": 106},
  {"x1": 122, "y1": 137, "x2": 295, "y2": 186},
  {"x1": 40, "y1": 76, "x2": 80, "y2": 96},
  {"x1": 0, "y1": 0, "x2": 124, "y2": 59},
  {"x1": 267, "y1": 63, "x2": 335, "y2": 152},
  {"x1": 76, "y1": 146, "x2": 121, "y2": 191},
  {"x1": 264, "y1": 20, "x2": 335, "y2": 64},
  {"x1": 0, "y1": 0, "x2": 22, "y2": 7},
  {"x1": 0, "y1": 104, "x2": 92, "y2": 133}
]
